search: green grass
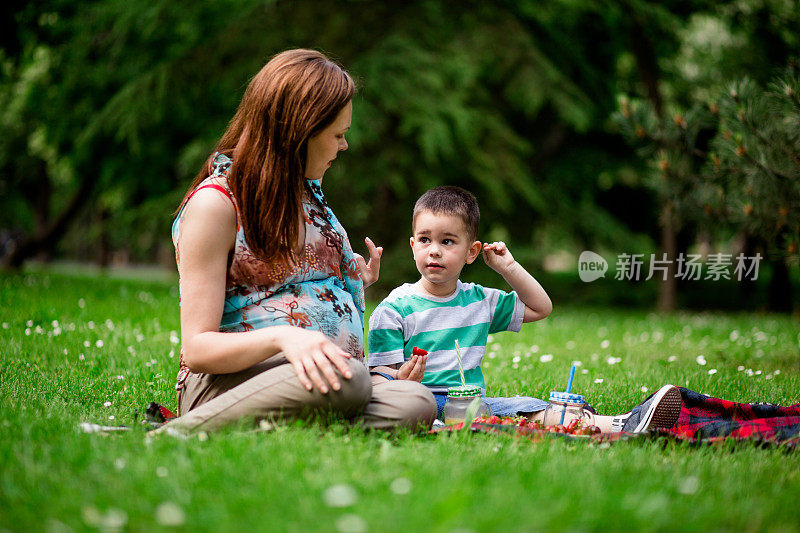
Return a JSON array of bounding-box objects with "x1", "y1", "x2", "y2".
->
[{"x1": 2, "y1": 271, "x2": 800, "y2": 532}]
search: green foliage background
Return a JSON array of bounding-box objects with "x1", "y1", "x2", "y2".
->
[{"x1": 1, "y1": 0, "x2": 798, "y2": 302}]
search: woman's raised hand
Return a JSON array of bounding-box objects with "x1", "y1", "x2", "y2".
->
[
  {"x1": 397, "y1": 353, "x2": 427, "y2": 382},
  {"x1": 354, "y1": 237, "x2": 383, "y2": 288},
  {"x1": 279, "y1": 328, "x2": 352, "y2": 394}
]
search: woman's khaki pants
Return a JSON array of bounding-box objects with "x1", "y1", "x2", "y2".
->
[{"x1": 153, "y1": 357, "x2": 436, "y2": 434}]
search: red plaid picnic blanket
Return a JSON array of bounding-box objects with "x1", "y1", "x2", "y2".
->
[
  {"x1": 661, "y1": 387, "x2": 800, "y2": 445},
  {"x1": 433, "y1": 388, "x2": 800, "y2": 449}
]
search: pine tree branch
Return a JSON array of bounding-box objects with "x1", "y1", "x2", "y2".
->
[
  {"x1": 738, "y1": 114, "x2": 800, "y2": 171},
  {"x1": 738, "y1": 148, "x2": 794, "y2": 183}
]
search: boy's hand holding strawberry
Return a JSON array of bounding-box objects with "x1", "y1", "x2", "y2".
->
[{"x1": 397, "y1": 347, "x2": 427, "y2": 381}]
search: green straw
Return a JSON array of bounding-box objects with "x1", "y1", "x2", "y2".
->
[{"x1": 454, "y1": 339, "x2": 467, "y2": 387}]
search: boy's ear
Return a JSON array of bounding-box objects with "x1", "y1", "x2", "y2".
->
[
  {"x1": 409, "y1": 236, "x2": 415, "y2": 251},
  {"x1": 465, "y1": 240, "x2": 482, "y2": 264}
]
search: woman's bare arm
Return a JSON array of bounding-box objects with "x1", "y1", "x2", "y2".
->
[{"x1": 176, "y1": 188, "x2": 352, "y2": 392}]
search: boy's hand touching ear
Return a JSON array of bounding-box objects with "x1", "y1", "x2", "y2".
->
[
  {"x1": 482, "y1": 241, "x2": 516, "y2": 274},
  {"x1": 483, "y1": 241, "x2": 553, "y2": 323},
  {"x1": 354, "y1": 237, "x2": 383, "y2": 288}
]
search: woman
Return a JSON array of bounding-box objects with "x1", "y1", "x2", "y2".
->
[{"x1": 154, "y1": 49, "x2": 436, "y2": 435}]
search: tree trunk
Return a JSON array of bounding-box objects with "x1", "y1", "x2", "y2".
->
[
  {"x1": 738, "y1": 232, "x2": 758, "y2": 306},
  {"x1": 32, "y1": 162, "x2": 52, "y2": 261},
  {"x1": 629, "y1": 7, "x2": 676, "y2": 311},
  {"x1": 767, "y1": 258, "x2": 792, "y2": 312},
  {"x1": 96, "y1": 205, "x2": 111, "y2": 268},
  {"x1": 3, "y1": 168, "x2": 100, "y2": 269},
  {"x1": 629, "y1": 11, "x2": 663, "y2": 117},
  {"x1": 657, "y1": 201, "x2": 677, "y2": 311}
]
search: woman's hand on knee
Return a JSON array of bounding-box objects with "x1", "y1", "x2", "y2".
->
[{"x1": 280, "y1": 329, "x2": 352, "y2": 394}]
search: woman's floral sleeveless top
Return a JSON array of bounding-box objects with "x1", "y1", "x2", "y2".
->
[{"x1": 171, "y1": 153, "x2": 365, "y2": 390}]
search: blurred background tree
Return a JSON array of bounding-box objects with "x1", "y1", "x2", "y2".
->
[
  {"x1": 1, "y1": 0, "x2": 797, "y2": 311},
  {"x1": 613, "y1": 0, "x2": 800, "y2": 311},
  {"x1": 706, "y1": 65, "x2": 800, "y2": 310}
]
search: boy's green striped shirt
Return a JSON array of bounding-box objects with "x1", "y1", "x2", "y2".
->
[{"x1": 367, "y1": 281, "x2": 524, "y2": 392}]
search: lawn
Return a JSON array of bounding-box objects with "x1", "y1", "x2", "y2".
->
[{"x1": 2, "y1": 271, "x2": 800, "y2": 532}]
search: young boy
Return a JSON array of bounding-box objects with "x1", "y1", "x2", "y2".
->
[
  {"x1": 367, "y1": 186, "x2": 682, "y2": 432},
  {"x1": 367, "y1": 185, "x2": 554, "y2": 418}
]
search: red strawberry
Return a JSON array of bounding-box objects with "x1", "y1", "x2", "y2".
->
[{"x1": 412, "y1": 347, "x2": 428, "y2": 356}]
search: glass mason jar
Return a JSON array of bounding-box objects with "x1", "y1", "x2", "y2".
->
[
  {"x1": 443, "y1": 385, "x2": 491, "y2": 425},
  {"x1": 542, "y1": 391, "x2": 586, "y2": 428}
]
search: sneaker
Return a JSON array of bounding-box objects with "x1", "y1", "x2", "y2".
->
[{"x1": 620, "y1": 384, "x2": 682, "y2": 433}]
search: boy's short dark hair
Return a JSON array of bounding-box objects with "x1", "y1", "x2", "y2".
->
[{"x1": 412, "y1": 186, "x2": 480, "y2": 241}]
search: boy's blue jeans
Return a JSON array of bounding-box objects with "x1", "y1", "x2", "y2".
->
[{"x1": 433, "y1": 393, "x2": 548, "y2": 419}]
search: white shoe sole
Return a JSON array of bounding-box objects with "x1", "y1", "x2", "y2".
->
[{"x1": 631, "y1": 384, "x2": 682, "y2": 433}]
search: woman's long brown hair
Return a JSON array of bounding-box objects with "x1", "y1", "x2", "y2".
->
[{"x1": 179, "y1": 49, "x2": 355, "y2": 265}]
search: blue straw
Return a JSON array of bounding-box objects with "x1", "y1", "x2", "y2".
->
[
  {"x1": 566, "y1": 364, "x2": 576, "y2": 393},
  {"x1": 560, "y1": 365, "x2": 576, "y2": 425}
]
